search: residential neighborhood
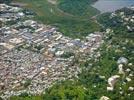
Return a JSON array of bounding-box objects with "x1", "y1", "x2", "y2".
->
[
  {"x1": 0, "y1": 0, "x2": 134, "y2": 99},
  {"x1": 0, "y1": 4, "x2": 103, "y2": 99}
]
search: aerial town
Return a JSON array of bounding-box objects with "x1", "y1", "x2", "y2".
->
[
  {"x1": 0, "y1": 4, "x2": 103, "y2": 99},
  {"x1": 0, "y1": 0, "x2": 134, "y2": 99}
]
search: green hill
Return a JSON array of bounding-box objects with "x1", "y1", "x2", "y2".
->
[
  {"x1": 58, "y1": 0, "x2": 99, "y2": 18},
  {"x1": 12, "y1": 0, "x2": 101, "y2": 38}
]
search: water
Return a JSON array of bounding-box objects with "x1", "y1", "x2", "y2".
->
[{"x1": 92, "y1": 0, "x2": 134, "y2": 13}]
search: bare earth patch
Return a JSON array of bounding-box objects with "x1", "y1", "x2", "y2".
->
[{"x1": 47, "y1": 0, "x2": 57, "y2": 5}]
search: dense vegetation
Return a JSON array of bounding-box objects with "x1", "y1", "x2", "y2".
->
[
  {"x1": 12, "y1": 0, "x2": 101, "y2": 38},
  {"x1": 43, "y1": 81, "x2": 87, "y2": 100},
  {"x1": 58, "y1": 0, "x2": 99, "y2": 18},
  {"x1": 97, "y1": 8, "x2": 134, "y2": 38}
]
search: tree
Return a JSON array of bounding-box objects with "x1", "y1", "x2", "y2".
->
[
  {"x1": 0, "y1": 97, "x2": 3, "y2": 100},
  {"x1": 43, "y1": 81, "x2": 87, "y2": 100}
]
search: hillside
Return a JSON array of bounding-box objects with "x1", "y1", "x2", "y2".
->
[
  {"x1": 12, "y1": 0, "x2": 101, "y2": 38},
  {"x1": 0, "y1": 1, "x2": 134, "y2": 100},
  {"x1": 58, "y1": 0, "x2": 99, "y2": 18}
]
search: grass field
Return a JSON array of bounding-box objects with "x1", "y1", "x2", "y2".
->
[{"x1": 13, "y1": 0, "x2": 101, "y2": 38}]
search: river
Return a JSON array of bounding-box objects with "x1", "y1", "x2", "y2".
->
[{"x1": 92, "y1": 0, "x2": 134, "y2": 13}]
